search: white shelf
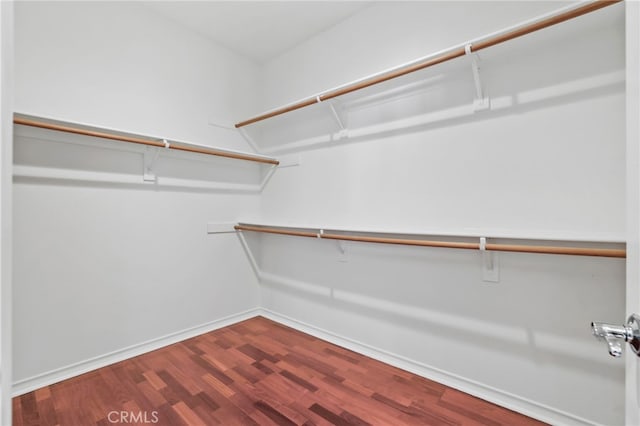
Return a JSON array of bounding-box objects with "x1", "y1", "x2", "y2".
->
[
  {"x1": 13, "y1": 113, "x2": 279, "y2": 192},
  {"x1": 239, "y1": 221, "x2": 625, "y2": 244},
  {"x1": 14, "y1": 112, "x2": 279, "y2": 165},
  {"x1": 235, "y1": 1, "x2": 624, "y2": 154}
]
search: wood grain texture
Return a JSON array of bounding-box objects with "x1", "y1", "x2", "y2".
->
[{"x1": 14, "y1": 317, "x2": 546, "y2": 425}]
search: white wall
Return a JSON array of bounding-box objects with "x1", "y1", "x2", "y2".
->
[
  {"x1": 14, "y1": 1, "x2": 254, "y2": 151},
  {"x1": 1, "y1": 2, "x2": 13, "y2": 424},
  {"x1": 255, "y1": 2, "x2": 626, "y2": 425},
  {"x1": 12, "y1": 1, "x2": 261, "y2": 391}
]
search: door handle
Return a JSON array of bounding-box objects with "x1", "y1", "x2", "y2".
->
[{"x1": 591, "y1": 314, "x2": 640, "y2": 357}]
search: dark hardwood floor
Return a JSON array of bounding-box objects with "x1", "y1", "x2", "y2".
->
[{"x1": 13, "y1": 316, "x2": 545, "y2": 425}]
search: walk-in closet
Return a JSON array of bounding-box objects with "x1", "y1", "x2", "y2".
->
[{"x1": 1, "y1": 1, "x2": 639, "y2": 425}]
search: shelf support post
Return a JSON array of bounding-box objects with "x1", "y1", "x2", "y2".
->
[
  {"x1": 237, "y1": 127, "x2": 262, "y2": 154},
  {"x1": 143, "y1": 139, "x2": 170, "y2": 182},
  {"x1": 329, "y1": 101, "x2": 349, "y2": 140},
  {"x1": 328, "y1": 101, "x2": 346, "y2": 130},
  {"x1": 480, "y1": 237, "x2": 499, "y2": 282},
  {"x1": 465, "y1": 44, "x2": 490, "y2": 112},
  {"x1": 318, "y1": 97, "x2": 348, "y2": 140}
]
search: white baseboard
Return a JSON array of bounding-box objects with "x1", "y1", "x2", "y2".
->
[
  {"x1": 257, "y1": 308, "x2": 600, "y2": 426},
  {"x1": 12, "y1": 308, "x2": 262, "y2": 397}
]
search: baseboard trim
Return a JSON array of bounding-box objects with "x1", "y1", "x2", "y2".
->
[
  {"x1": 258, "y1": 308, "x2": 600, "y2": 426},
  {"x1": 12, "y1": 308, "x2": 262, "y2": 397}
]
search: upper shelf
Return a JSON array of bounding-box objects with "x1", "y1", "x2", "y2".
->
[
  {"x1": 14, "y1": 114, "x2": 279, "y2": 166},
  {"x1": 13, "y1": 113, "x2": 281, "y2": 192},
  {"x1": 234, "y1": 0, "x2": 621, "y2": 130}
]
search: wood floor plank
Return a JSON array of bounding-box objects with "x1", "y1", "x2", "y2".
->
[
  {"x1": 191, "y1": 404, "x2": 220, "y2": 426},
  {"x1": 14, "y1": 316, "x2": 547, "y2": 426},
  {"x1": 231, "y1": 362, "x2": 267, "y2": 384},
  {"x1": 280, "y1": 369, "x2": 319, "y2": 392},
  {"x1": 298, "y1": 393, "x2": 356, "y2": 425},
  {"x1": 12, "y1": 397, "x2": 24, "y2": 426},
  {"x1": 34, "y1": 387, "x2": 52, "y2": 402},
  {"x1": 136, "y1": 380, "x2": 167, "y2": 408},
  {"x1": 202, "y1": 373, "x2": 236, "y2": 399},
  {"x1": 309, "y1": 403, "x2": 356, "y2": 426},
  {"x1": 275, "y1": 358, "x2": 319, "y2": 381},
  {"x1": 155, "y1": 403, "x2": 188, "y2": 426},
  {"x1": 172, "y1": 401, "x2": 207, "y2": 426},
  {"x1": 312, "y1": 387, "x2": 405, "y2": 425},
  {"x1": 254, "y1": 400, "x2": 298, "y2": 426},
  {"x1": 142, "y1": 369, "x2": 167, "y2": 391}
]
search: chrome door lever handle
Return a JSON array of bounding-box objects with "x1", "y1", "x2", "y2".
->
[
  {"x1": 591, "y1": 323, "x2": 627, "y2": 357},
  {"x1": 591, "y1": 314, "x2": 640, "y2": 357}
]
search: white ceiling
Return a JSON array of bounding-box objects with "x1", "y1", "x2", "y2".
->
[{"x1": 142, "y1": 1, "x2": 372, "y2": 63}]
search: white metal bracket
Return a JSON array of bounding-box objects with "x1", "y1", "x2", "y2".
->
[
  {"x1": 480, "y1": 237, "x2": 499, "y2": 282},
  {"x1": 238, "y1": 127, "x2": 261, "y2": 154},
  {"x1": 143, "y1": 139, "x2": 170, "y2": 182},
  {"x1": 465, "y1": 44, "x2": 490, "y2": 112},
  {"x1": 236, "y1": 230, "x2": 261, "y2": 281},
  {"x1": 319, "y1": 97, "x2": 349, "y2": 140},
  {"x1": 327, "y1": 100, "x2": 346, "y2": 130},
  {"x1": 259, "y1": 164, "x2": 278, "y2": 191}
]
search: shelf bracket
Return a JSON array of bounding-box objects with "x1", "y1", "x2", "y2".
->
[
  {"x1": 237, "y1": 127, "x2": 261, "y2": 153},
  {"x1": 236, "y1": 230, "x2": 261, "y2": 281},
  {"x1": 480, "y1": 237, "x2": 499, "y2": 282},
  {"x1": 327, "y1": 100, "x2": 346, "y2": 130},
  {"x1": 143, "y1": 139, "x2": 170, "y2": 182},
  {"x1": 259, "y1": 163, "x2": 278, "y2": 191},
  {"x1": 320, "y1": 97, "x2": 348, "y2": 140},
  {"x1": 465, "y1": 44, "x2": 490, "y2": 112},
  {"x1": 330, "y1": 102, "x2": 350, "y2": 140}
]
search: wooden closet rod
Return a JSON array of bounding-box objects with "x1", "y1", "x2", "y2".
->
[
  {"x1": 235, "y1": 0, "x2": 621, "y2": 128},
  {"x1": 14, "y1": 117, "x2": 280, "y2": 165},
  {"x1": 234, "y1": 224, "x2": 626, "y2": 258}
]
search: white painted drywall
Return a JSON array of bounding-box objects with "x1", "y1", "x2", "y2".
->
[
  {"x1": 1, "y1": 2, "x2": 14, "y2": 424},
  {"x1": 14, "y1": 1, "x2": 254, "y2": 151},
  {"x1": 12, "y1": 1, "x2": 261, "y2": 387},
  {"x1": 256, "y1": 1, "x2": 627, "y2": 424}
]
